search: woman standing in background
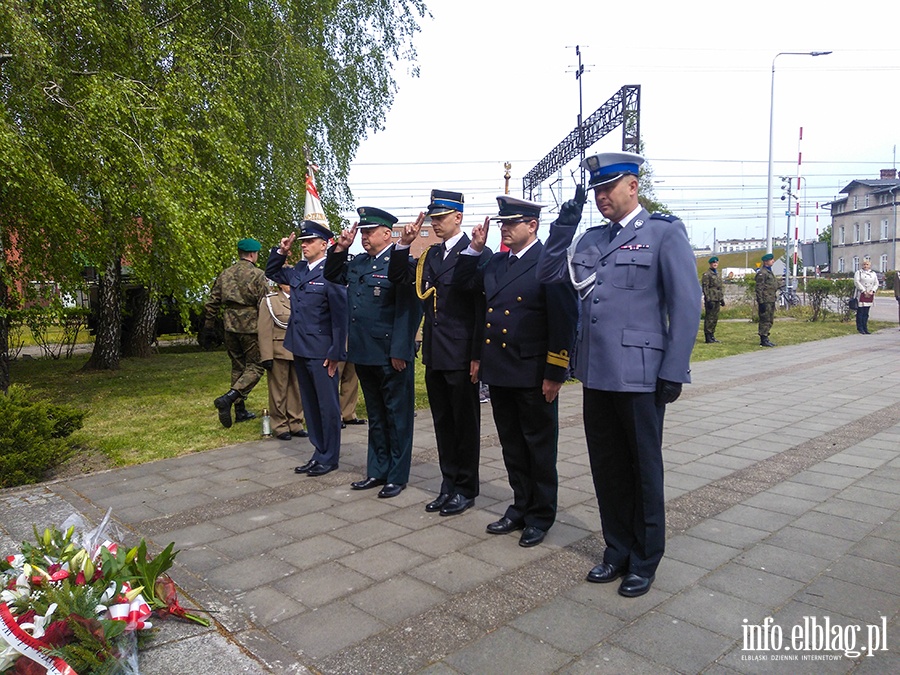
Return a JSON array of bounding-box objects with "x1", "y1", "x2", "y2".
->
[{"x1": 854, "y1": 259, "x2": 879, "y2": 334}]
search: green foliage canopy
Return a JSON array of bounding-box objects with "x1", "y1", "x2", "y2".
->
[{"x1": 1, "y1": 0, "x2": 427, "y2": 323}]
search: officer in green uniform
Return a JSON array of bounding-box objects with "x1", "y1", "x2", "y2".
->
[
  {"x1": 701, "y1": 256, "x2": 724, "y2": 343},
  {"x1": 202, "y1": 238, "x2": 269, "y2": 427},
  {"x1": 755, "y1": 253, "x2": 778, "y2": 347}
]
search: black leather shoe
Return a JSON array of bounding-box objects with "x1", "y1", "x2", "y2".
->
[
  {"x1": 618, "y1": 573, "x2": 655, "y2": 597},
  {"x1": 343, "y1": 418, "x2": 367, "y2": 425},
  {"x1": 518, "y1": 526, "x2": 546, "y2": 547},
  {"x1": 307, "y1": 463, "x2": 337, "y2": 477},
  {"x1": 294, "y1": 459, "x2": 317, "y2": 474},
  {"x1": 586, "y1": 562, "x2": 626, "y2": 584},
  {"x1": 351, "y1": 477, "x2": 386, "y2": 490},
  {"x1": 425, "y1": 493, "x2": 451, "y2": 513},
  {"x1": 276, "y1": 432, "x2": 292, "y2": 441},
  {"x1": 439, "y1": 493, "x2": 474, "y2": 516},
  {"x1": 485, "y1": 517, "x2": 524, "y2": 534},
  {"x1": 377, "y1": 483, "x2": 406, "y2": 498},
  {"x1": 291, "y1": 429, "x2": 309, "y2": 438}
]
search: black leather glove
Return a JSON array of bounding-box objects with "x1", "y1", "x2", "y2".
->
[
  {"x1": 720, "y1": 299, "x2": 726, "y2": 307},
  {"x1": 198, "y1": 326, "x2": 216, "y2": 350},
  {"x1": 260, "y1": 359, "x2": 274, "y2": 371},
  {"x1": 556, "y1": 185, "x2": 587, "y2": 227},
  {"x1": 655, "y1": 379, "x2": 682, "y2": 405}
]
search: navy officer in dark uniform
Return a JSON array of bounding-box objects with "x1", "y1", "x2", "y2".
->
[
  {"x1": 324, "y1": 207, "x2": 422, "y2": 498},
  {"x1": 456, "y1": 196, "x2": 578, "y2": 547},
  {"x1": 538, "y1": 151, "x2": 701, "y2": 596},
  {"x1": 266, "y1": 221, "x2": 348, "y2": 476},
  {"x1": 388, "y1": 190, "x2": 488, "y2": 516}
]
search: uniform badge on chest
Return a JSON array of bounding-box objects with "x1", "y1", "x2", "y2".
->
[{"x1": 373, "y1": 287, "x2": 381, "y2": 297}]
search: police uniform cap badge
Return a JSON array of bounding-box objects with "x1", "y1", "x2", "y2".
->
[{"x1": 581, "y1": 151, "x2": 645, "y2": 190}]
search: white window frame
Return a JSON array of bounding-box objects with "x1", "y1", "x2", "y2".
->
[{"x1": 881, "y1": 254, "x2": 888, "y2": 272}]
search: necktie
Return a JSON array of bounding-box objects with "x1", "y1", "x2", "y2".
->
[
  {"x1": 439, "y1": 242, "x2": 448, "y2": 258},
  {"x1": 609, "y1": 222, "x2": 622, "y2": 243},
  {"x1": 507, "y1": 254, "x2": 517, "y2": 270}
]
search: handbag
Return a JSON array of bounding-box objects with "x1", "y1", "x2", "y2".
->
[
  {"x1": 848, "y1": 297, "x2": 858, "y2": 310},
  {"x1": 859, "y1": 291, "x2": 875, "y2": 303}
]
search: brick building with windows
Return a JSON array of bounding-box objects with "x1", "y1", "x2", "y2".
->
[{"x1": 828, "y1": 169, "x2": 900, "y2": 274}]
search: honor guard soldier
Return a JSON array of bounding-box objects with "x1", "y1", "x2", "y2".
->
[
  {"x1": 701, "y1": 256, "x2": 725, "y2": 343},
  {"x1": 267, "y1": 221, "x2": 348, "y2": 477},
  {"x1": 203, "y1": 237, "x2": 269, "y2": 428},
  {"x1": 325, "y1": 207, "x2": 422, "y2": 498},
  {"x1": 388, "y1": 190, "x2": 489, "y2": 516},
  {"x1": 538, "y1": 151, "x2": 701, "y2": 597},
  {"x1": 456, "y1": 196, "x2": 578, "y2": 547},
  {"x1": 258, "y1": 282, "x2": 307, "y2": 440},
  {"x1": 756, "y1": 253, "x2": 777, "y2": 347}
]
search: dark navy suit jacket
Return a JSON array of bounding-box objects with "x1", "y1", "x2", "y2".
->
[
  {"x1": 455, "y1": 241, "x2": 578, "y2": 388},
  {"x1": 388, "y1": 235, "x2": 487, "y2": 371},
  {"x1": 265, "y1": 249, "x2": 348, "y2": 361}
]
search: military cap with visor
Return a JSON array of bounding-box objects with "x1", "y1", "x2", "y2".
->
[
  {"x1": 356, "y1": 206, "x2": 398, "y2": 229},
  {"x1": 491, "y1": 195, "x2": 544, "y2": 222},
  {"x1": 296, "y1": 220, "x2": 334, "y2": 241},
  {"x1": 426, "y1": 190, "x2": 464, "y2": 218},
  {"x1": 581, "y1": 151, "x2": 645, "y2": 190}
]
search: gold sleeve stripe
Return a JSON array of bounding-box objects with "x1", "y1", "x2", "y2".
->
[{"x1": 547, "y1": 350, "x2": 570, "y2": 368}]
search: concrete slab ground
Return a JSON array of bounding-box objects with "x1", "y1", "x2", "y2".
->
[{"x1": 2, "y1": 328, "x2": 898, "y2": 674}]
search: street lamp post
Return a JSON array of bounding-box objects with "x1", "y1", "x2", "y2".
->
[{"x1": 765, "y1": 51, "x2": 832, "y2": 254}]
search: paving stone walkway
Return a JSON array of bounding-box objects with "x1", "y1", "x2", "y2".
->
[{"x1": 2, "y1": 328, "x2": 898, "y2": 674}]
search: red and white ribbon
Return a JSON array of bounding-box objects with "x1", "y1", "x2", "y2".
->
[{"x1": 0, "y1": 602, "x2": 78, "y2": 675}]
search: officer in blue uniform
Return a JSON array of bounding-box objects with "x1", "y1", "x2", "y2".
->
[
  {"x1": 456, "y1": 196, "x2": 578, "y2": 547},
  {"x1": 538, "y1": 151, "x2": 701, "y2": 597},
  {"x1": 388, "y1": 190, "x2": 488, "y2": 516},
  {"x1": 266, "y1": 221, "x2": 348, "y2": 476},
  {"x1": 324, "y1": 207, "x2": 422, "y2": 498}
]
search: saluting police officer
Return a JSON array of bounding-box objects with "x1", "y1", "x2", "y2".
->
[
  {"x1": 324, "y1": 207, "x2": 422, "y2": 498},
  {"x1": 756, "y1": 253, "x2": 778, "y2": 347},
  {"x1": 456, "y1": 196, "x2": 578, "y2": 547},
  {"x1": 538, "y1": 151, "x2": 701, "y2": 597},
  {"x1": 388, "y1": 190, "x2": 488, "y2": 516},
  {"x1": 267, "y1": 221, "x2": 348, "y2": 477},
  {"x1": 701, "y1": 256, "x2": 725, "y2": 343}
]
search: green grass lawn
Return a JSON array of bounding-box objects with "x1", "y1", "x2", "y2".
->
[{"x1": 7, "y1": 313, "x2": 890, "y2": 474}]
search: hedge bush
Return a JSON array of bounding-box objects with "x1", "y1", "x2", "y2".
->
[{"x1": 0, "y1": 385, "x2": 87, "y2": 488}]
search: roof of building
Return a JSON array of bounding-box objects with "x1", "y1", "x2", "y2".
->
[{"x1": 839, "y1": 178, "x2": 900, "y2": 195}]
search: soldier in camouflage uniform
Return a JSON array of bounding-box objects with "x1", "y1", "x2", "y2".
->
[
  {"x1": 202, "y1": 238, "x2": 269, "y2": 427},
  {"x1": 701, "y1": 256, "x2": 724, "y2": 343},
  {"x1": 755, "y1": 253, "x2": 778, "y2": 347}
]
